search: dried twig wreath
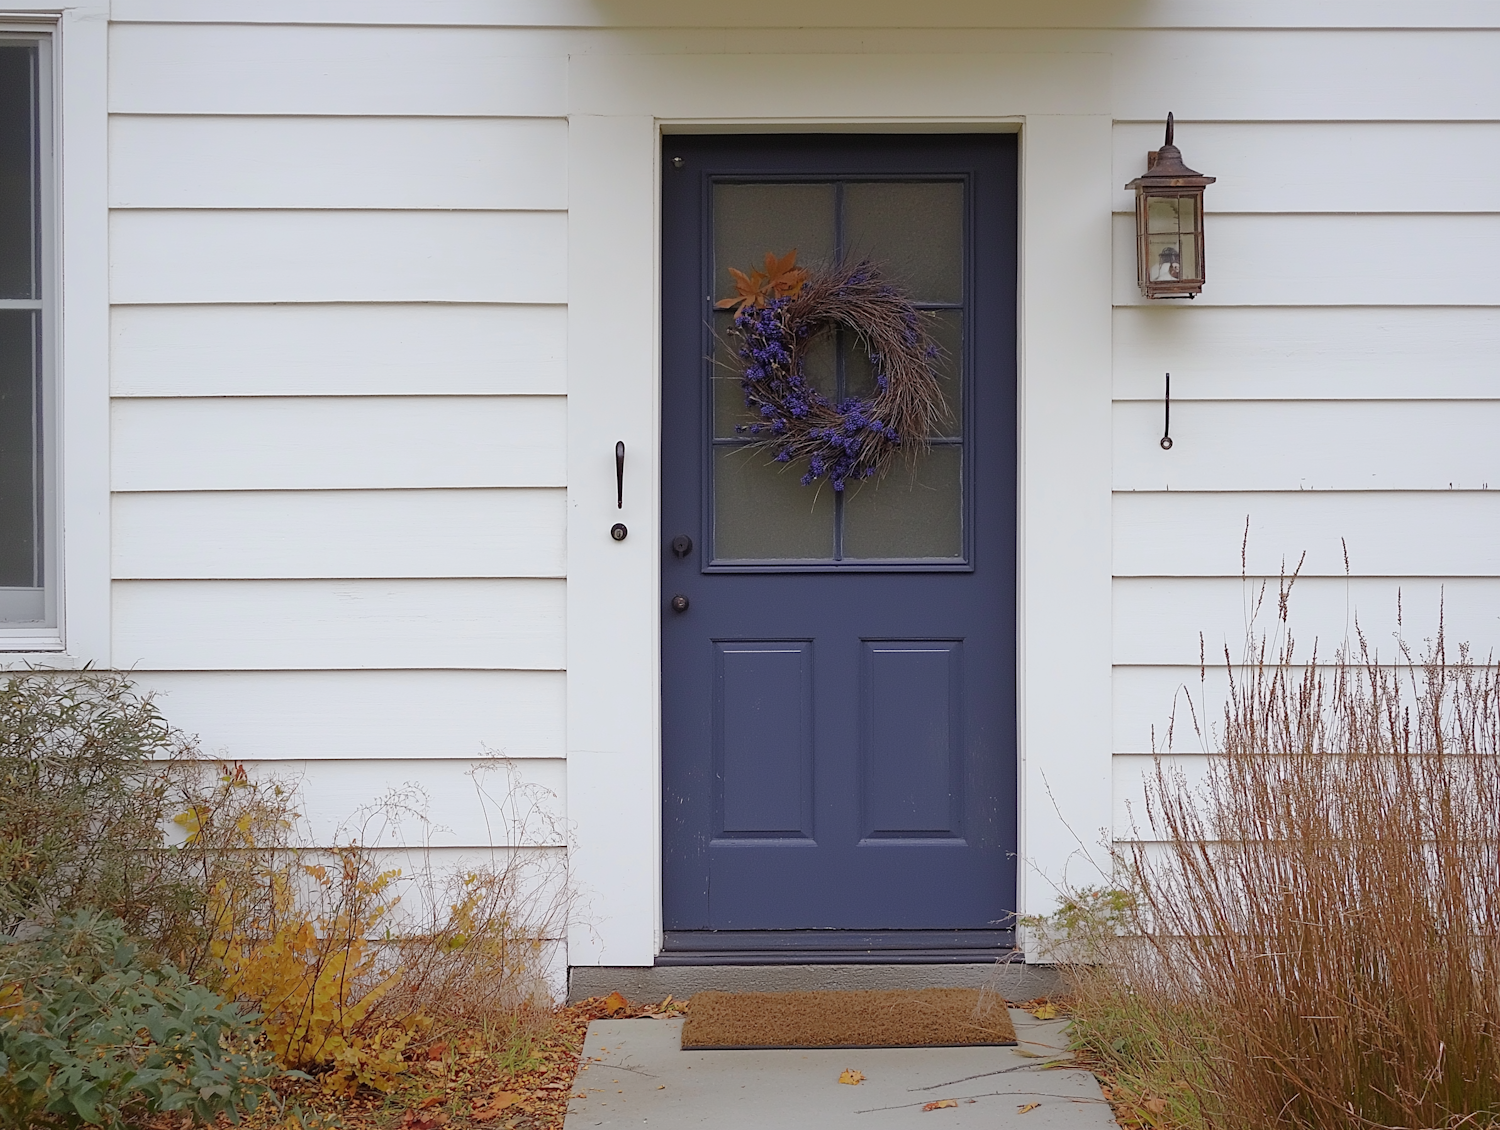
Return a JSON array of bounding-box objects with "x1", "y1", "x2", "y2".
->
[{"x1": 718, "y1": 250, "x2": 948, "y2": 491}]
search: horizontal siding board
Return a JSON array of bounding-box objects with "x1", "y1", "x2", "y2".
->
[
  {"x1": 1113, "y1": 213, "x2": 1500, "y2": 307},
  {"x1": 1113, "y1": 122, "x2": 1500, "y2": 215},
  {"x1": 1112, "y1": 576, "x2": 1500, "y2": 666},
  {"x1": 108, "y1": 1, "x2": 1500, "y2": 29},
  {"x1": 1113, "y1": 665, "x2": 1226, "y2": 756},
  {"x1": 110, "y1": 116, "x2": 568, "y2": 210},
  {"x1": 1114, "y1": 400, "x2": 1500, "y2": 492},
  {"x1": 109, "y1": 24, "x2": 567, "y2": 115},
  {"x1": 111, "y1": 304, "x2": 566, "y2": 398},
  {"x1": 240, "y1": 758, "x2": 567, "y2": 848},
  {"x1": 139, "y1": 669, "x2": 565, "y2": 760},
  {"x1": 1113, "y1": 306, "x2": 1500, "y2": 402},
  {"x1": 1115, "y1": 491, "x2": 1500, "y2": 579},
  {"x1": 1113, "y1": 753, "x2": 1212, "y2": 839},
  {"x1": 110, "y1": 24, "x2": 1500, "y2": 120},
  {"x1": 113, "y1": 579, "x2": 566, "y2": 670},
  {"x1": 110, "y1": 210, "x2": 566, "y2": 305},
  {"x1": 112, "y1": 396, "x2": 566, "y2": 490},
  {"x1": 113, "y1": 489, "x2": 566, "y2": 579}
]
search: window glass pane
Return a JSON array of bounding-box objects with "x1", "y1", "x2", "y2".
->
[
  {"x1": 842, "y1": 181, "x2": 963, "y2": 304},
  {"x1": 714, "y1": 311, "x2": 837, "y2": 439},
  {"x1": 844, "y1": 310, "x2": 962, "y2": 436},
  {"x1": 0, "y1": 310, "x2": 40, "y2": 588},
  {"x1": 0, "y1": 44, "x2": 38, "y2": 300},
  {"x1": 713, "y1": 183, "x2": 835, "y2": 302},
  {"x1": 842, "y1": 445, "x2": 963, "y2": 560},
  {"x1": 714, "y1": 446, "x2": 835, "y2": 560}
]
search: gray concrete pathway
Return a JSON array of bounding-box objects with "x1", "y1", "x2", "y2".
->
[{"x1": 563, "y1": 1010, "x2": 1118, "y2": 1129}]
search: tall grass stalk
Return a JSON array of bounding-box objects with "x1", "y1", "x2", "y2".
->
[{"x1": 1110, "y1": 577, "x2": 1500, "y2": 1130}]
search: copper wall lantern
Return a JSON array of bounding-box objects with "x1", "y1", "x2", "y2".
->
[{"x1": 1126, "y1": 113, "x2": 1216, "y2": 299}]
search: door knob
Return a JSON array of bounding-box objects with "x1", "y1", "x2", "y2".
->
[
  {"x1": 670, "y1": 594, "x2": 690, "y2": 613},
  {"x1": 671, "y1": 534, "x2": 693, "y2": 558}
]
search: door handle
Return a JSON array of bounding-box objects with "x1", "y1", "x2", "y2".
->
[
  {"x1": 615, "y1": 441, "x2": 625, "y2": 508},
  {"x1": 670, "y1": 594, "x2": 690, "y2": 613}
]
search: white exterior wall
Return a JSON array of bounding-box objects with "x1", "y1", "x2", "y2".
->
[{"x1": 6, "y1": 0, "x2": 1497, "y2": 966}]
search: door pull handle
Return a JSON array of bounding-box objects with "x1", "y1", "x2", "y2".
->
[
  {"x1": 670, "y1": 594, "x2": 690, "y2": 613},
  {"x1": 615, "y1": 441, "x2": 625, "y2": 508}
]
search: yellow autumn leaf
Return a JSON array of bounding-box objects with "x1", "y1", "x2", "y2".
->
[
  {"x1": 1032, "y1": 1003, "x2": 1059, "y2": 1020},
  {"x1": 922, "y1": 1099, "x2": 958, "y2": 1111},
  {"x1": 838, "y1": 1069, "x2": 865, "y2": 1085},
  {"x1": 1019, "y1": 1102, "x2": 1041, "y2": 1114}
]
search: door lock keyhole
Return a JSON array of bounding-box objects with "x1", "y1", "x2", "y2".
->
[{"x1": 671, "y1": 535, "x2": 693, "y2": 558}]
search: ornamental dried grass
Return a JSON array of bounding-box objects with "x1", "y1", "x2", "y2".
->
[
  {"x1": 725, "y1": 257, "x2": 950, "y2": 490},
  {"x1": 1100, "y1": 570, "x2": 1500, "y2": 1130}
]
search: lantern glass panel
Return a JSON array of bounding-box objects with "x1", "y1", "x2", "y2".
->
[{"x1": 1146, "y1": 195, "x2": 1191, "y2": 235}]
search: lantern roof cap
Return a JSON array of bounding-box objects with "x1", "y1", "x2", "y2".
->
[{"x1": 1125, "y1": 113, "x2": 1217, "y2": 190}]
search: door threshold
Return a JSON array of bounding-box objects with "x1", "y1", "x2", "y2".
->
[
  {"x1": 567, "y1": 959, "x2": 1059, "y2": 1004},
  {"x1": 655, "y1": 948, "x2": 1019, "y2": 966}
]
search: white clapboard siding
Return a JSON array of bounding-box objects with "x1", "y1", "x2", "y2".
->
[
  {"x1": 232, "y1": 758, "x2": 567, "y2": 848},
  {"x1": 113, "y1": 579, "x2": 566, "y2": 670},
  {"x1": 110, "y1": 116, "x2": 568, "y2": 211},
  {"x1": 1113, "y1": 306, "x2": 1500, "y2": 402},
  {"x1": 138, "y1": 669, "x2": 566, "y2": 760},
  {"x1": 109, "y1": 24, "x2": 567, "y2": 116},
  {"x1": 1114, "y1": 213, "x2": 1500, "y2": 308},
  {"x1": 1114, "y1": 664, "x2": 1232, "y2": 755},
  {"x1": 111, "y1": 210, "x2": 566, "y2": 305},
  {"x1": 110, "y1": 23, "x2": 1500, "y2": 121},
  {"x1": 112, "y1": 396, "x2": 566, "y2": 491},
  {"x1": 1112, "y1": 753, "x2": 1215, "y2": 839},
  {"x1": 113, "y1": 489, "x2": 566, "y2": 579},
  {"x1": 1112, "y1": 576, "x2": 1500, "y2": 667},
  {"x1": 1114, "y1": 400, "x2": 1500, "y2": 493},
  {"x1": 107, "y1": 0, "x2": 1500, "y2": 29},
  {"x1": 1114, "y1": 491, "x2": 1500, "y2": 579},
  {"x1": 111, "y1": 304, "x2": 566, "y2": 398},
  {"x1": 1113, "y1": 122, "x2": 1500, "y2": 215},
  {"x1": 1105, "y1": 30, "x2": 1500, "y2": 122}
]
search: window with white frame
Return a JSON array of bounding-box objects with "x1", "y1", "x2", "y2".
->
[{"x1": 0, "y1": 33, "x2": 53, "y2": 632}]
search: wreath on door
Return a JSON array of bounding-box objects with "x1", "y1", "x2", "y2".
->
[{"x1": 717, "y1": 250, "x2": 949, "y2": 491}]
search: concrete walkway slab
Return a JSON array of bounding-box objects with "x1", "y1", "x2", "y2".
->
[{"x1": 564, "y1": 1010, "x2": 1117, "y2": 1129}]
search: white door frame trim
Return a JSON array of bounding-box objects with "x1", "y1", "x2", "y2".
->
[{"x1": 565, "y1": 51, "x2": 1114, "y2": 967}]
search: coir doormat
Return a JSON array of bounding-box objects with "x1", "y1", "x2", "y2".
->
[{"x1": 679, "y1": 988, "x2": 1017, "y2": 1049}]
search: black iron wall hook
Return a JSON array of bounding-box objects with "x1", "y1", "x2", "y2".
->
[{"x1": 1160, "y1": 373, "x2": 1174, "y2": 450}]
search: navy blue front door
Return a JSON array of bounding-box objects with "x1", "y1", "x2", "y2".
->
[{"x1": 661, "y1": 135, "x2": 1017, "y2": 958}]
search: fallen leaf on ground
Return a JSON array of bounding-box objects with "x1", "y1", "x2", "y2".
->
[
  {"x1": 838, "y1": 1069, "x2": 865, "y2": 1085},
  {"x1": 1031, "y1": 1003, "x2": 1059, "y2": 1020},
  {"x1": 472, "y1": 1092, "x2": 521, "y2": 1122},
  {"x1": 417, "y1": 1094, "x2": 445, "y2": 1109},
  {"x1": 602, "y1": 991, "x2": 630, "y2": 1016},
  {"x1": 1019, "y1": 1102, "x2": 1041, "y2": 1114},
  {"x1": 1012, "y1": 1047, "x2": 1045, "y2": 1058},
  {"x1": 922, "y1": 1099, "x2": 958, "y2": 1111},
  {"x1": 1144, "y1": 1097, "x2": 1168, "y2": 1114},
  {"x1": 426, "y1": 1041, "x2": 449, "y2": 1060},
  {"x1": 399, "y1": 1113, "x2": 449, "y2": 1130}
]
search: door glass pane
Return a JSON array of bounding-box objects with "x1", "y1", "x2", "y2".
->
[
  {"x1": 0, "y1": 44, "x2": 38, "y2": 300},
  {"x1": 714, "y1": 183, "x2": 836, "y2": 301},
  {"x1": 715, "y1": 312, "x2": 837, "y2": 439},
  {"x1": 0, "y1": 310, "x2": 40, "y2": 587},
  {"x1": 843, "y1": 181, "x2": 963, "y2": 304},
  {"x1": 714, "y1": 447, "x2": 835, "y2": 560},
  {"x1": 842, "y1": 445, "x2": 963, "y2": 560},
  {"x1": 844, "y1": 310, "x2": 962, "y2": 435}
]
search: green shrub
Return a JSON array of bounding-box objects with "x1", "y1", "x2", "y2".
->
[
  {"x1": 0, "y1": 671, "x2": 200, "y2": 950},
  {"x1": 0, "y1": 911, "x2": 278, "y2": 1128}
]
